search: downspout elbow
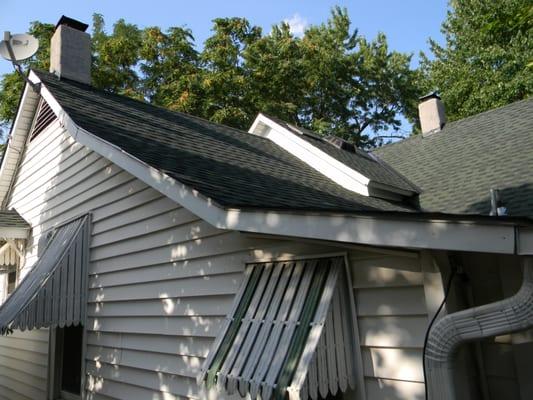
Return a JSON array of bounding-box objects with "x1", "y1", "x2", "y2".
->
[{"x1": 425, "y1": 257, "x2": 533, "y2": 400}]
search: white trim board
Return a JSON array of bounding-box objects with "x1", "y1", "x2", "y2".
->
[
  {"x1": 249, "y1": 114, "x2": 371, "y2": 196},
  {"x1": 248, "y1": 113, "x2": 417, "y2": 200},
  {"x1": 11, "y1": 72, "x2": 530, "y2": 255},
  {"x1": 0, "y1": 83, "x2": 41, "y2": 207},
  {"x1": 0, "y1": 227, "x2": 29, "y2": 239}
]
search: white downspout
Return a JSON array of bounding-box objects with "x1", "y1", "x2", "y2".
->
[{"x1": 425, "y1": 257, "x2": 533, "y2": 400}]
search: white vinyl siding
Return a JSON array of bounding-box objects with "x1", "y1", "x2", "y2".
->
[
  {"x1": 0, "y1": 328, "x2": 48, "y2": 400},
  {"x1": 1, "y1": 121, "x2": 284, "y2": 400},
  {"x1": 349, "y1": 251, "x2": 429, "y2": 400},
  {"x1": 0, "y1": 115, "x2": 440, "y2": 400}
]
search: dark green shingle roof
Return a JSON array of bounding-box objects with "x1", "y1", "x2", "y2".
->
[
  {"x1": 0, "y1": 210, "x2": 29, "y2": 228},
  {"x1": 36, "y1": 70, "x2": 414, "y2": 214},
  {"x1": 263, "y1": 115, "x2": 419, "y2": 193},
  {"x1": 374, "y1": 99, "x2": 533, "y2": 217}
]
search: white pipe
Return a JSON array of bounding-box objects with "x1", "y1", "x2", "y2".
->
[{"x1": 425, "y1": 257, "x2": 533, "y2": 400}]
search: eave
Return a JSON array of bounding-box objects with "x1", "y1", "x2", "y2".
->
[
  {"x1": 0, "y1": 83, "x2": 41, "y2": 207},
  {"x1": 3, "y1": 71, "x2": 528, "y2": 256}
]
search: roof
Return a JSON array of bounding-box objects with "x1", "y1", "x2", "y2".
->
[
  {"x1": 262, "y1": 115, "x2": 418, "y2": 193},
  {"x1": 375, "y1": 99, "x2": 533, "y2": 217},
  {"x1": 0, "y1": 210, "x2": 29, "y2": 229},
  {"x1": 35, "y1": 70, "x2": 414, "y2": 214}
]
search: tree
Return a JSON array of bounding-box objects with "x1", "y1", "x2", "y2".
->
[
  {"x1": 199, "y1": 17, "x2": 262, "y2": 129},
  {"x1": 91, "y1": 14, "x2": 143, "y2": 99},
  {"x1": 420, "y1": 0, "x2": 533, "y2": 121},
  {"x1": 244, "y1": 22, "x2": 305, "y2": 124},
  {"x1": 140, "y1": 26, "x2": 201, "y2": 114},
  {"x1": 0, "y1": 9, "x2": 420, "y2": 148},
  {"x1": 298, "y1": 8, "x2": 418, "y2": 146}
]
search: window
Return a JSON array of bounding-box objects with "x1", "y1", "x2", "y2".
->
[
  {"x1": 6, "y1": 268, "x2": 16, "y2": 295},
  {"x1": 52, "y1": 325, "x2": 84, "y2": 400},
  {"x1": 199, "y1": 256, "x2": 361, "y2": 400}
]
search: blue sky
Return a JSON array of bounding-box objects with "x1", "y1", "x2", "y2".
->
[
  {"x1": 0, "y1": 1, "x2": 449, "y2": 136},
  {"x1": 1, "y1": 0, "x2": 448, "y2": 76}
]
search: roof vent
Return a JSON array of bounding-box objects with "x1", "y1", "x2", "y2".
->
[
  {"x1": 419, "y1": 92, "x2": 446, "y2": 136},
  {"x1": 54, "y1": 15, "x2": 89, "y2": 32},
  {"x1": 324, "y1": 135, "x2": 356, "y2": 153},
  {"x1": 490, "y1": 188, "x2": 508, "y2": 216},
  {"x1": 30, "y1": 98, "x2": 57, "y2": 141}
]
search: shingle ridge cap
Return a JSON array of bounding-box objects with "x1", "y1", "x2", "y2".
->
[
  {"x1": 374, "y1": 97, "x2": 533, "y2": 153},
  {"x1": 32, "y1": 68, "x2": 275, "y2": 143}
]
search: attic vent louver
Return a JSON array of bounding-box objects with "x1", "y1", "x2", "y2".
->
[
  {"x1": 324, "y1": 135, "x2": 356, "y2": 153},
  {"x1": 30, "y1": 99, "x2": 57, "y2": 141}
]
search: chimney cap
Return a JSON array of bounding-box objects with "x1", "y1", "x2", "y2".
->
[
  {"x1": 55, "y1": 16, "x2": 89, "y2": 33},
  {"x1": 419, "y1": 91, "x2": 441, "y2": 102}
]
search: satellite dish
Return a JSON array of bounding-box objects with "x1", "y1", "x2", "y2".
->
[
  {"x1": 0, "y1": 32, "x2": 39, "y2": 62},
  {"x1": 0, "y1": 31, "x2": 40, "y2": 92}
]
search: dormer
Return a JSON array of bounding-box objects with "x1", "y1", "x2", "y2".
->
[{"x1": 249, "y1": 114, "x2": 419, "y2": 202}]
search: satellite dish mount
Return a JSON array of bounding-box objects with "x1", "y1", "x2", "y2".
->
[{"x1": 0, "y1": 31, "x2": 40, "y2": 92}]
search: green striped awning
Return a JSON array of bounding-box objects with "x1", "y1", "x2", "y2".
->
[{"x1": 199, "y1": 257, "x2": 358, "y2": 400}]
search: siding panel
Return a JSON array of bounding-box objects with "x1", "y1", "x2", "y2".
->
[
  {"x1": 349, "y1": 252, "x2": 430, "y2": 396},
  {"x1": 0, "y1": 118, "x2": 436, "y2": 400}
]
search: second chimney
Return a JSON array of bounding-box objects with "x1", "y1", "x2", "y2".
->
[
  {"x1": 50, "y1": 16, "x2": 91, "y2": 85},
  {"x1": 418, "y1": 92, "x2": 446, "y2": 136}
]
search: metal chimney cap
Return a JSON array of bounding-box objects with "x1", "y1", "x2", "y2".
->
[
  {"x1": 55, "y1": 16, "x2": 89, "y2": 33},
  {"x1": 419, "y1": 91, "x2": 441, "y2": 102}
]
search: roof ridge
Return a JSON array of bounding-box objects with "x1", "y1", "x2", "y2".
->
[
  {"x1": 444, "y1": 97, "x2": 533, "y2": 129},
  {"x1": 33, "y1": 69, "x2": 274, "y2": 143},
  {"x1": 375, "y1": 97, "x2": 533, "y2": 152}
]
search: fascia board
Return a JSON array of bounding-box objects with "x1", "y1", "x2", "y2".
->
[
  {"x1": 517, "y1": 227, "x2": 533, "y2": 255},
  {"x1": 0, "y1": 82, "x2": 40, "y2": 206},
  {"x1": 32, "y1": 73, "x2": 519, "y2": 255},
  {"x1": 0, "y1": 227, "x2": 29, "y2": 239},
  {"x1": 249, "y1": 114, "x2": 370, "y2": 196}
]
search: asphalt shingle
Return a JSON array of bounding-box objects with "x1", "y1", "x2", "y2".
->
[
  {"x1": 35, "y1": 70, "x2": 415, "y2": 214},
  {"x1": 0, "y1": 210, "x2": 29, "y2": 228},
  {"x1": 263, "y1": 115, "x2": 419, "y2": 193},
  {"x1": 374, "y1": 99, "x2": 533, "y2": 217}
]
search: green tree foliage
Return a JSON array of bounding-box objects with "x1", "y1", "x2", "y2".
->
[
  {"x1": 199, "y1": 18, "x2": 262, "y2": 128},
  {"x1": 91, "y1": 14, "x2": 143, "y2": 98},
  {"x1": 140, "y1": 26, "x2": 201, "y2": 113},
  {"x1": 298, "y1": 9, "x2": 418, "y2": 145},
  {"x1": 244, "y1": 23, "x2": 304, "y2": 123},
  {"x1": 420, "y1": 0, "x2": 533, "y2": 121},
  {"x1": 0, "y1": 8, "x2": 419, "y2": 147}
]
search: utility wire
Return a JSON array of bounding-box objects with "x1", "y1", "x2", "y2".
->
[{"x1": 422, "y1": 265, "x2": 457, "y2": 400}]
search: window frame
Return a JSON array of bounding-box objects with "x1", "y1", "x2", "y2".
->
[
  {"x1": 200, "y1": 251, "x2": 366, "y2": 400},
  {"x1": 48, "y1": 325, "x2": 88, "y2": 400}
]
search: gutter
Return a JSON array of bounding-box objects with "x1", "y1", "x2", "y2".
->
[
  {"x1": 425, "y1": 256, "x2": 533, "y2": 400},
  {"x1": 23, "y1": 71, "x2": 533, "y2": 256}
]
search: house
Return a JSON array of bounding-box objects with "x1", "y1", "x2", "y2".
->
[{"x1": 0, "y1": 15, "x2": 531, "y2": 400}]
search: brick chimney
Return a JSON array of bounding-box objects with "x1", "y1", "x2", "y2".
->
[
  {"x1": 418, "y1": 92, "x2": 446, "y2": 136},
  {"x1": 49, "y1": 16, "x2": 91, "y2": 84}
]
